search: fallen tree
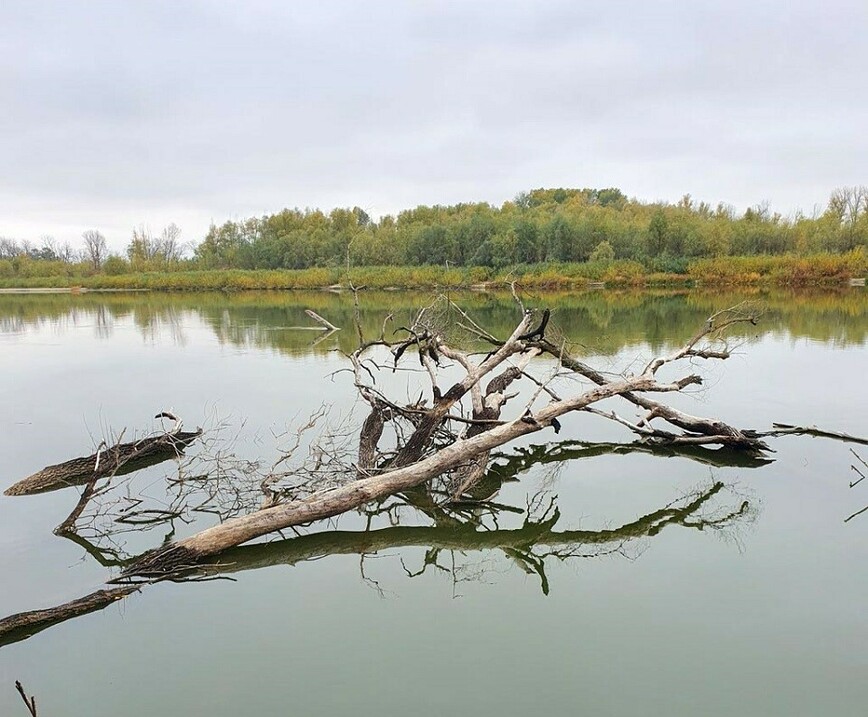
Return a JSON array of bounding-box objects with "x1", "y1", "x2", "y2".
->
[
  {"x1": 0, "y1": 587, "x2": 137, "y2": 648},
  {"x1": 1, "y1": 478, "x2": 751, "y2": 646},
  {"x1": 5, "y1": 295, "x2": 867, "y2": 646},
  {"x1": 124, "y1": 298, "x2": 769, "y2": 578},
  {"x1": 5, "y1": 420, "x2": 201, "y2": 496}
]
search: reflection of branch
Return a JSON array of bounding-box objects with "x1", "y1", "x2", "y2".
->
[
  {"x1": 54, "y1": 529, "x2": 139, "y2": 568},
  {"x1": 310, "y1": 328, "x2": 339, "y2": 348},
  {"x1": 756, "y1": 423, "x2": 868, "y2": 446},
  {"x1": 850, "y1": 449, "x2": 867, "y2": 488},
  {"x1": 0, "y1": 479, "x2": 751, "y2": 646},
  {"x1": 487, "y1": 439, "x2": 773, "y2": 482},
  {"x1": 845, "y1": 450, "x2": 868, "y2": 523},
  {"x1": 196, "y1": 481, "x2": 744, "y2": 576}
]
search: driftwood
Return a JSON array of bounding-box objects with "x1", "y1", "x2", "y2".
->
[
  {"x1": 1, "y1": 480, "x2": 748, "y2": 642},
  {"x1": 124, "y1": 302, "x2": 766, "y2": 578},
  {"x1": 755, "y1": 423, "x2": 868, "y2": 446},
  {"x1": 15, "y1": 681, "x2": 38, "y2": 717},
  {"x1": 5, "y1": 428, "x2": 202, "y2": 496},
  {"x1": 0, "y1": 586, "x2": 137, "y2": 648},
  {"x1": 12, "y1": 297, "x2": 866, "y2": 648}
]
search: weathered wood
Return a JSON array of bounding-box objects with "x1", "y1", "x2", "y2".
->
[
  {"x1": 0, "y1": 587, "x2": 136, "y2": 648},
  {"x1": 128, "y1": 373, "x2": 693, "y2": 577},
  {"x1": 304, "y1": 309, "x2": 340, "y2": 331},
  {"x1": 4, "y1": 430, "x2": 202, "y2": 496},
  {"x1": 357, "y1": 403, "x2": 387, "y2": 474},
  {"x1": 754, "y1": 423, "x2": 868, "y2": 446},
  {"x1": 387, "y1": 314, "x2": 535, "y2": 469},
  {"x1": 455, "y1": 302, "x2": 769, "y2": 452},
  {"x1": 198, "y1": 481, "x2": 738, "y2": 575},
  {"x1": 535, "y1": 339, "x2": 769, "y2": 451}
]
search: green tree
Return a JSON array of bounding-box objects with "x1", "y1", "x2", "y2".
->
[
  {"x1": 590, "y1": 240, "x2": 615, "y2": 264},
  {"x1": 647, "y1": 211, "x2": 668, "y2": 257}
]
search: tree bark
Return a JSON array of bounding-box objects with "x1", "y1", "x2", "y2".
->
[
  {"x1": 0, "y1": 587, "x2": 136, "y2": 648},
  {"x1": 5, "y1": 430, "x2": 202, "y2": 496},
  {"x1": 199, "y1": 481, "x2": 737, "y2": 575},
  {"x1": 128, "y1": 374, "x2": 696, "y2": 577}
]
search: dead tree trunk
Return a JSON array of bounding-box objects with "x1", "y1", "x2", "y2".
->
[
  {"x1": 0, "y1": 587, "x2": 137, "y2": 648},
  {"x1": 5, "y1": 428, "x2": 202, "y2": 496},
  {"x1": 194, "y1": 481, "x2": 743, "y2": 576},
  {"x1": 127, "y1": 303, "x2": 762, "y2": 578},
  {"x1": 2, "y1": 480, "x2": 748, "y2": 643}
]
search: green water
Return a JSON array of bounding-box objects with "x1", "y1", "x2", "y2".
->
[{"x1": 0, "y1": 288, "x2": 866, "y2": 716}]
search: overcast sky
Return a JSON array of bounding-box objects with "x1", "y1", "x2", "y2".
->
[{"x1": 1, "y1": 1, "x2": 866, "y2": 251}]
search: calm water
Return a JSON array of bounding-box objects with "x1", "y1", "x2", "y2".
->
[{"x1": 0, "y1": 288, "x2": 866, "y2": 716}]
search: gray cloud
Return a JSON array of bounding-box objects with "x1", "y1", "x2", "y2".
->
[{"x1": 1, "y1": 0, "x2": 866, "y2": 250}]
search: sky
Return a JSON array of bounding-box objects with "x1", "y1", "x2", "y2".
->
[{"x1": 1, "y1": 0, "x2": 866, "y2": 252}]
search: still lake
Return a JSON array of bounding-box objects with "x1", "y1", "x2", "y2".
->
[{"x1": 0, "y1": 287, "x2": 866, "y2": 716}]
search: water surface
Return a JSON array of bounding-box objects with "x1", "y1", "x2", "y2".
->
[{"x1": 0, "y1": 288, "x2": 866, "y2": 716}]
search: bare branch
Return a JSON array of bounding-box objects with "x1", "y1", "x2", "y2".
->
[{"x1": 15, "y1": 681, "x2": 38, "y2": 717}]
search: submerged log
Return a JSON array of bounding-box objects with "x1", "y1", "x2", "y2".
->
[
  {"x1": 4, "y1": 429, "x2": 202, "y2": 496},
  {"x1": 0, "y1": 586, "x2": 137, "y2": 648}
]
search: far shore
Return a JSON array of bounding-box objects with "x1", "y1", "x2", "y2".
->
[{"x1": 0, "y1": 253, "x2": 865, "y2": 294}]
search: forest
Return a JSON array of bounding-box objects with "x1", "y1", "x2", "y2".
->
[{"x1": 1, "y1": 186, "x2": 867, "y2": 285}]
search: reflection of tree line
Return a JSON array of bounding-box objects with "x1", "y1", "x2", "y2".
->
[{"x1": 0, "y1": 289, "x2": 865, "y2": 353}]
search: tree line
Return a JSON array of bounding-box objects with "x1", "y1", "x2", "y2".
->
[
  {"x1": 0, "y1": 223, "x2": 186, "y2": 278},
  {"x1": 1, "y1": 186, "x2": 866, "y2": 279}
]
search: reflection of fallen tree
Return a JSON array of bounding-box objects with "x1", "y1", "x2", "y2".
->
[
  {"x1": 124, "y1": 301, "x2": 772, "y2": 577},
  {"x1": 487, "y1": 439, "x2": 773, "y2": 480},
  {"x1": 845, "y1": 449, "x2": 868, "y2": 523},
  {"x1": 5, "y1": 425, "x2": 202, "y2": 496},
  {"x1": 0, "y1": 480, "x2": 750, "y2": 647},
  {"x1": 199, "y1": 481, "x2": 750, "y2": 593},
  {"x1": 3, "y1": 296, "x2": 862, "y2": 649},
  {"x1": 41, "y1": 434, "x2": 770, "y2": 572}
]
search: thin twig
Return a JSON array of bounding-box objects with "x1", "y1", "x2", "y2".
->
[{"x1": 15, "y1": 681, "x2": 38, "y2": 717}]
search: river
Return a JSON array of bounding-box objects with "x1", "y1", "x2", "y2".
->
[{"x1": 0, "y1": 287, "x2": 866, "y2": 716}]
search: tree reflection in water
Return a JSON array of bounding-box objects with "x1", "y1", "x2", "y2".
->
[{"x1": 0, "y1": 438, "x2": 757, "y2": 647}]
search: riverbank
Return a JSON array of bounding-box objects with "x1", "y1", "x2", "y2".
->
[{"x1": 0, "y1": 251, "x2": 864, "y2": 292}]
